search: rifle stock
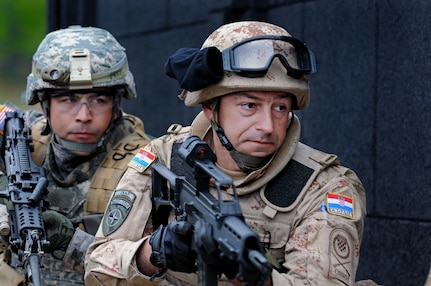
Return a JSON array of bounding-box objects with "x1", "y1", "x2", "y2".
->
[
  {"x1": 0, "y1": 111, "x2": 49, "y2": 286},
  {"x1": 152, "y1": 136, "x2": 272, "y2": 286}
]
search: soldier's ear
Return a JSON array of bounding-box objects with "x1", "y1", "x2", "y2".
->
[{"x1": 201, "y1": 101, "x2": 213, "y2": 121}]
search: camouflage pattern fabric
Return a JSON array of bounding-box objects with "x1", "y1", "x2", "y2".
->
[
  {"x1": 85, "y1": 112, "x2": 367, "y2": 285},
  {"x1": 179, "y1": 21, "x2": 310, "y2": 110},
  {"x1": 26, "y1": 26, "x2": 137, "y2": 105},
  {"x1": 0, "y1": 108, "x2": 150, "y2": 286}
]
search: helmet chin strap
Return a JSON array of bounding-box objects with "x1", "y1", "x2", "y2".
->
[
  {"x1": 211, "y1": 120, "x2": 274, "y2": 174},
  {"x1": 210, "y1": 99, "x2": 274, "y2": 174}
]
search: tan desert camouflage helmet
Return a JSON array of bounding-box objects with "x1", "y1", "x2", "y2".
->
[{"x1": 180, "y1": 21, "x2": 311, "y2": 110}]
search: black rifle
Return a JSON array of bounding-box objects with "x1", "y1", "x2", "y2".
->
[
  {"x1": 0, "y1": 111, "x2": 49, "y2": 286},
  {"x1": 152, "y1": 136, "x2": 272, "y2": 286}
]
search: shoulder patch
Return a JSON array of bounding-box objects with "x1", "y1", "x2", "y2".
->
[
  {"x1": 326, "y1": 193, "x2": 354, "y2": 219},
  {"x1": 127, "y1": 148, "x2": 156, "y2": 173},
  {"x1": 102, "y1": 190, "x2": 136, "y2": 236},
  {"x1": 328, "y1": 228, "x2": 355, "y2": 285}
]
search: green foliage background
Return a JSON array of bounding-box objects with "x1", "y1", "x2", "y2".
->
[{"x1": 0, "y1": 0, "x2": 47, "y2": 110}]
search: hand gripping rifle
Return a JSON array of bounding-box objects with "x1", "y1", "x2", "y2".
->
[
  {"x1": 0, "y1": 111, "x2": 49, "y2": 286},
  {"x1": 152, "y1": 136, "x2": 272, "y2": 286}
]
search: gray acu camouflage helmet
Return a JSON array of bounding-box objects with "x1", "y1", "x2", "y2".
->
[
  {"x1": 180, "y1": 21, "x2": 310, "y2": 110},
  {"x1": 26, "y1": 25, "x2": 137, "y2": 105}
]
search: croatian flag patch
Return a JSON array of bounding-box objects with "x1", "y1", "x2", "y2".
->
[
  {"x1": 128, "y1": 148, "x2": 156, "y2": 173},
  {"x1": 326, "y1": 193, "x2": 354, "y2": 219},
  {"x1": 0, "y1": 105, "x2": 15, "y2": 135}
]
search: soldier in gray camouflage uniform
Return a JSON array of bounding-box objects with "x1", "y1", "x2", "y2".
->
[{"x1": 0, "y1": 26, "x2": 151, "y2": 285}]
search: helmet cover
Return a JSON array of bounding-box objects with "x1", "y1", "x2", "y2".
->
[
  {"x1": 180, "y1": 21, "x2": 310, "y2": 110},
  {"x1": 26, "y1": 25, "x2": 137, "y2": 105}
]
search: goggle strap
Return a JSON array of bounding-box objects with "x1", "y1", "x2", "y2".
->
[{"x1": 308, "y1": 50, "x2": 317, "y2": 74}]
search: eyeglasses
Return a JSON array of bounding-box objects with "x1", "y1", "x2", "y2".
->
[
  {"x1": 222, "y1": 35, "x2": 316, "y2": 79},
  {"x1": 50, "y1": 91, "x2": 114, "y2": 114}
]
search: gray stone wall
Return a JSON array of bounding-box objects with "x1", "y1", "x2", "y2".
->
[{"x1": 49, "y1": 0, "x2": 431, "y2": 285}]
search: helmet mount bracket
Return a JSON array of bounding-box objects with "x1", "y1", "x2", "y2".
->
[{"x1": 69, "y1": 48, "x2": 92, "y2": 89}]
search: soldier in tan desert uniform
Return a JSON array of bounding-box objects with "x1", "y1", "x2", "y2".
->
[
  {"x1": 85, "y1": 21, "x2": 368, "y2": 285},
  {"x1": 0, "y1": 26, "x2": 151, "y2": 285}
]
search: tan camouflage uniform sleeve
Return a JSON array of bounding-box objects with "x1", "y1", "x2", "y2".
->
[
  {"x1": 272, "y1": 166, "x2": 366, "y2": 285},
  {"x1": 84, "y1": 165, "x2": 160, "y2": 286}
]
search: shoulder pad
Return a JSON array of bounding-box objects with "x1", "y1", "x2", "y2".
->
[
  {"x1": 261, "y1": 143, "x2": 339, "y2": 217},
  {"x1": 30, "y1": 118, "x2": 50, "y2": 166},
  {"x1": 166, "y1": 123, "x2": 190, "y2": 135}
]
